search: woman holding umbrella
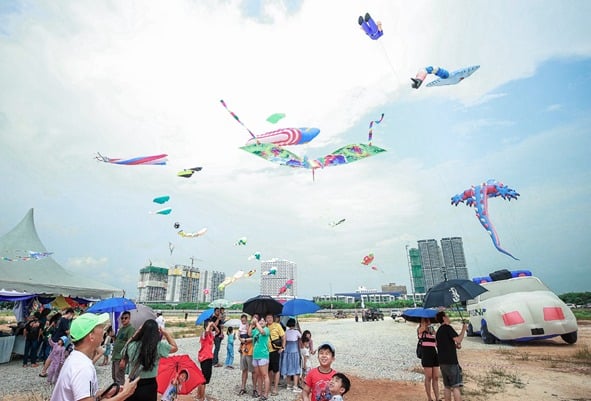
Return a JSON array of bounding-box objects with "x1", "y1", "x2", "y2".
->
[{"x1": 418, "y1": 318, "x2": 439, "y2": 401}]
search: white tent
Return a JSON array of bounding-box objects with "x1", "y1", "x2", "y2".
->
[{"x1": 0, "y1": 209, "x2": 123, "y2": 298}]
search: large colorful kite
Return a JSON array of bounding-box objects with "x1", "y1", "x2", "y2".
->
[
  {"x1": 361, "y1": 253, "x2": 375, "y2": 265},
  {"x1": 177, "y1": 167, "x2": 202, "y2": 178},
  {"x1": 1, "y1": 251, "x2": 54, "y2": 262},
  {"x1": 218, "y1": 269, "x2": 257, "y2": 290},
  {"x1": 411, "y1": 65, "x2": 480, "y2": 89},
  {"x1": 241, "y1": 143, "x2": 385, "y2": 180},
  {"x1": 451, "y1": 179, "x2": 520, "y2": 260},
  {"x1": 220, "y1": 100, "x2": 320, "y2": 146},
  {"x1": 358, "y1": 12, "x2": 383, "y2": 40},
  {"x1": 278, "y1": 279, "x2": 294, "y2": 296},
  {"x1": 95, "y1": 152, "x2": 168, "y2": 165}
]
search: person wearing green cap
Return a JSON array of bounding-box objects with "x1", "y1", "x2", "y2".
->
[{"x1": 50, "y1": 312, "x2": 139, "y2": 401}]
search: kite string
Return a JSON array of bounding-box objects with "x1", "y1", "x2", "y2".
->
[
  {"x1": 378, "y1": 41, "x2": 400, "y2": 84},
  {"x1": 368, "y1": 113, "x2": 384, "y2": 145},
  {"x1": 219, "y1": 99, "x2": 257, "y2": 139}
]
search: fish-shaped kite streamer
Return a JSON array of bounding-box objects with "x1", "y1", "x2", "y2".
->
[
  {"x1": 153, "y1": 195, "x2": 170, "y2": 204},
  {"x1": 361, "y1": 253, "x2": 374, "y2": 265},
  {"x1": 329, "y1": 219, "x2": 346, "y2": 227},
  {"x1": 411, "y1": 65, "x2": 480, "y2": 89},
  {"x1": 177, "y1": 228, "x2": 207, "y2": 238},
  {"x1": 277, "y1": 279, "x2": 294, "y2": 296},
  {"x1": 177, "y1": 167, "x2": 203, "y2": 178},
  {"x1": 1, "y1": 250, "x2": 54, "y2": 262},
  {"x1": 218, "y1": 269, "x2": 257, "y2": 290},
  {"x1": 235, "y1": 237, "x2": 247, "y2": 246},
  {"x1": 248, "y1": 252, "x2": 262, "y2": 261},
  {"x1": 262, "y1": 267, "x2": 277, "y2": 276},
  {"x1": 220, "y1": 100, "x2": 320, "y2": 146},
  {"x1": 451, "y1": 179, "x2": 520, "y2": 260},
  {"x1": 150, "y1": 208, "x2": 172, "y2": 215},
  {"x1": 95, "y1": 152, "x2": 168, "y2": 165}
]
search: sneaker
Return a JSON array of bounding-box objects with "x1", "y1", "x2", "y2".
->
[
  {"x1": 253, "y1": 390, "x2": 259, "y2": 398},
  {"x1": 238, "y1": 389, "x2": 247, "y2": 396},
  {"x1": 358, "y1": 16, "x2": 363, "y2": 25},
  {"x1": 287, "y1": 385, "x2": 293, "y2": 390},
  {"x1": 365, "y1": 12, "x2": 371, "y2": 22},
  {"x1": 292, "y1": 388, "x2": 302, "y2": 393},
  {"x1": 259, "y1": 397, "x2": 268, "y2": 401},
  {"x1": 410, "y1": 78, "x2": 423, "y2": 89}
]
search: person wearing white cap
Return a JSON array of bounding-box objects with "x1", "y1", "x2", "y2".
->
[{"x1": 50, "y1": 312, "x2": 139, "y2": 401}]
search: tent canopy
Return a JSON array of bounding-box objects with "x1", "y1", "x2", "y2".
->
[{"x1": 0, "y1": 209, "x2": 123, "y2": 299}]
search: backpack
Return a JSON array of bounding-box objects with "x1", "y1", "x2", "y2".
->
[{"x1": 416, "y1": 332, "x2": 427, "y2": 359}]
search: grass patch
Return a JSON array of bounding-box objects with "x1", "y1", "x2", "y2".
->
[
  {"x1": 467, "y1": 367, "x2": 526, "y2": 396},
  {"x1": 572, "y1": 344, "x2": 591, "y2": 365}
]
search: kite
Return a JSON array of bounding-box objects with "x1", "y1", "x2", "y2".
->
[
  {"x1": 262, "y1": 267, "x2": 277, "y2": 276},
  {"x1": 411, "y1": 65, "x2": 480, "y2": 89},
  {"x1": 241, "y1": 142, "x2": 386, "y2": 180},
  {"x1": 150, "y1": 208, "x2": 172, "y2": 215},
  {"x1": 358, "y1": 12, "x2": 383, "y2": 40},
  {"x1": 361, "y1": 253, "x2": 374, "y2": 265},
  {"x1": 177, "y1": 228, "x2": 207, "y2": 238},
  {"x1": 153, "y1": 195, "x2": 170, "y2": 204},
  {"x1": 278, "y1": 279, "x2": 294, "y2": 296},
  {"x1": 218, "y1": 269, "x2": 257, "y2": 290},
  {"x1": 220, "y1": 99, "x2": 320, "y2": 146},
  {"x1": 1, "y1": 251, "x2": 54, "y2": 262},
  {"x1": 368, "y1": 113, "x2": 384, "y2": 146},
  {"x1": 203, "y1": 288, "x2": 210, "y2": 295},
  {"x1": 235, "y1": 237, "x2": 247, "y2": 246},
  {"x1": 248, "y1": 252, "x2": 262, "y2": 261},
  {"x1": 95, "y1": 152, "x2": 168, "y2": 165},
  {"x1": 174, "y1": 222, "x2": 180, "y2": 229},
  {"x1": 451, "y1": 179, "x2": 520, "y2": 260},
  {"x1": 329, "y1": 219, "x2": 346, "y2": 227},
  {"x1": 168, "y1": 242, "x2": 174, "y2": 256},
  {"x1": 266, "y1": 113, "x2": 286, "y2": 124},
  {"x1": 177, "y1": 167, "x2": 203, "y2": 178}
]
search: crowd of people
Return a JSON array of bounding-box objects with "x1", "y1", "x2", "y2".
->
[{"x1": 16, "y1": 305, "x2": 352, "y2": 401}]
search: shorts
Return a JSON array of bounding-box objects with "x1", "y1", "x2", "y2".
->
[
  {"x1": 240, "y1": 354, "x2": 254, "y2": 372},
  {"x1": 104, "y1": 344, "x2": 112, "y2": 357},
  {"x1": 440, "y1": 364, "x2": 463, "y2": 388},
  {"x1": 268, "y1": 351, "x2": 280, "y2": 372},
  {"x1": 253, "y1": 358, "x2": 269, "y2": 367},
  {"x1": 421, "y1": 346, "x2": 439, "y2": 368},
  {"x1": 200, "y1": 359, "x2": 213, "y2": 384}
]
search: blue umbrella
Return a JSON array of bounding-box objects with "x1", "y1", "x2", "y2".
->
[
  {"x1": 401, "y1": 308, "x2": 438, "y2": 323},
  {"x1": 281, "y1": 299, "x2": 321, "y2": 316},
  {"x1": 195, "y1": 308, "x2": 215, "y2": 325},
  {"x1": 87, "y1": 297, "x2": 137, "y2": 314}
]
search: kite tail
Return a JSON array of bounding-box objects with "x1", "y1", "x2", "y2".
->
[
  {"x1": 475, "y1": 184, "x2": 519, "y2": 260},
  {"x1": 220, "y1": 99, "x2": 257, "y2": 139},
  {"x1": 368, "y1": 113, "x2": 384, "y2": 145}
]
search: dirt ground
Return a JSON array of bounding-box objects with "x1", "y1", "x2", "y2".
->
[{"x1": 342, "y1": 321, "x2": 591, "y2": 401}]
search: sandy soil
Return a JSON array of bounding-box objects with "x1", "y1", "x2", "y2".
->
[{"x1": 343, "y1": 321, "x2": 591, "y2": 401}]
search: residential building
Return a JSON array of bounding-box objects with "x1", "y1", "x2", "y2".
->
[
  {"x1": 260, "y1": 258, "x2": 297, "y2": 298},
  {"x1": 414, "y1": 237, "x2": 470, "y2": 292},
  {"x1": 440, "y1": 237, "x2": 469, "y2": 280},
  {"x1": 137, "y1": 265, "x2": 168, "y2": 303}
]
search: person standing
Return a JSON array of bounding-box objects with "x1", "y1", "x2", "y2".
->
[
  {"x1": 301, "y1": 342, "x2": 336, "y2": 401},
  {"x1": 251, "y1": 315, "x2": 270, "y2": 400},
  {"x1": 435, "y1": 311, "x2": 467, "y2": 401},
  {"x1": 418, "y1": 318, "x2": 440, "y2": 401},
  {"x1": 23, "y1": 317, "x2": 42, "y2": 367},
  {"x1": 112, "y1": 311, "x2": 135, "y2": 385},
  {"x1": 266, "y1": 314, "x2": 285, "y2": 396},
  {"x1": 210, "y1": 308, "x2": 224, "y2": 367},
  {"x1": 224, "y1": 326, "x2": 235, "y2": 369},
  {"x1": 41, "y1": 308, "x2": 74, "y2": 376},
  {"x1": 238, "y1": 314, "x2": 256, "y2": 396},
  {"x1": 50, "y1": 312, "x2": 138, "y2": 401},
  {"x1": 155, "y1": 311, "x2": 165, "y2": 329},
  {"x1": 281, "y1": 318, "x2": 302, "y2": 393},
  {"x1": 124, "y1": 319, "x2": 178, "y2": 401},
  {"x1": 196, "y1": 320, "x2": 215, "y2": 401}
]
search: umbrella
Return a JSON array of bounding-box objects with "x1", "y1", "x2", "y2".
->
[
  {"x1": 423, "y1": 279, "x2": 488, "y2": 308},
  {"x1": 208, "y1": 299, "x2": 234, "y2": 308},
  {"x1": 195, "y1": 308, "x2": 215, "y2": 325},
  {"x1": 87, "y1": 297, "x2": 137, "y2": 314},
  {"x1": 223, "y1": 318, "x2": 241, "y2": 328},
  {"x1": 157, "y1": 354, "x2": 205, "y2": 396},
  {"x1": 129, "y1": 304, "x2": 157, "y2": 329},
  {"x1": 242, "y1": 295, "x2": 283, "y2": 317},
  {"x1": 401, "y1": 308, "x2": 438, "y2": 323},
  {"x1": 281, "y1": 299, "x2": 321, "y2": 316}
]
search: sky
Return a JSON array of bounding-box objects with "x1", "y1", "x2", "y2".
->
[{"x1": 1, "y1": 0, "x2": 590, "y2": 301}]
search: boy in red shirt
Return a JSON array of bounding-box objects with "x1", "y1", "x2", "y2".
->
[{"x1": 301, "y1": 342, "x2": 337, "y2": 401}]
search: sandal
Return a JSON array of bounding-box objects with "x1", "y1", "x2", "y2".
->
[
  {"x1": 238, "y1": 389, "x2": 246, "y2": 396},
  {"x1": 270, "y1": 392, "x2": 278, "y2": 396},
  {"x1": 39, "y1": 373, "x2": 47, "y2": 377}
]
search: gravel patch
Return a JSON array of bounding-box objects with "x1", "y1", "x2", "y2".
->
[{"x1": 0, "y1": 318, "x2": 506, "y2": 400}]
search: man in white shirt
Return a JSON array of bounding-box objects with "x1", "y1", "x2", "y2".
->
[
  {"x1": 155, "y1": 311, "x2": 165, "y2": 329},
  {"x1": 50, "y1": 312, "x2": 138, "y2": 401}
]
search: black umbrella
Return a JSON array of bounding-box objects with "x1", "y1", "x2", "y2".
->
[
  {"x1": 423, "y1": 279, "x2": 488, "y2": 319},
  {"x1": 242, "y1": 295, "x2": 283, "y2": 317},
  {"x1": 423, "y1": 279, "x2": 487, "y2": 307}
]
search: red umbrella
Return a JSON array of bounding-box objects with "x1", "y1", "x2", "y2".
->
[{"x1": 157, "y1": 354, "x2": 205, "y2": 396}]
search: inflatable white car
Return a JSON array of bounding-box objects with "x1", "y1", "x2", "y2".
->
[{"x1": 466, "y1": 270, "x2": 578, "y2": 344}]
